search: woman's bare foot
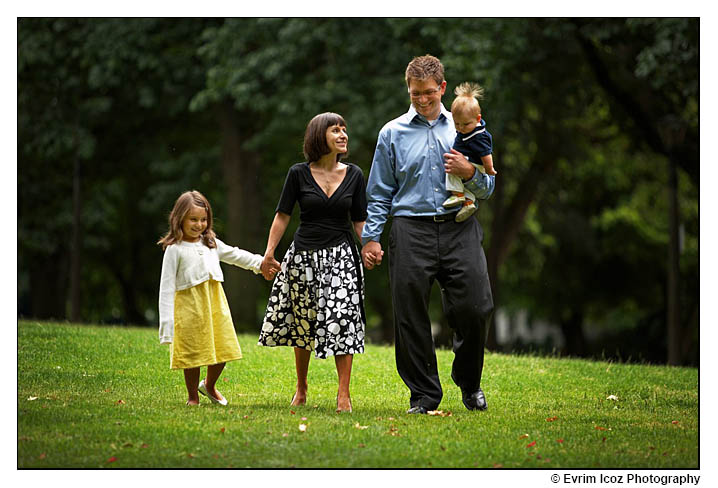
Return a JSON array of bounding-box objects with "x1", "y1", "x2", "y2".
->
[
  {"x1": 291, "y1": 390, "x2": 307, "y2": 406},
  {"x1": 336, "y1": 395, "x2": 352, "y2": 413}
]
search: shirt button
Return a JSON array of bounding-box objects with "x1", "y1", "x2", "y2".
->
[
  {"x1": 430, "y1": 145, "x2": 435, "y2": 149},
  {"x1": 435, "y1": 188, "x2": 439, "y2": 192}
]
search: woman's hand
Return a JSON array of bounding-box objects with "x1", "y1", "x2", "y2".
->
[
  {"x1": 261, "y1": 254, "x2": 281, "y2": 281},
  {"x1": 361, "y1": 241, "x2": 383, "y2": 270}
]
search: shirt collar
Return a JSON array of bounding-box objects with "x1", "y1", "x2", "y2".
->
[
  {"x1": 460, "y1": 118, "x2": 487, "y2": 140},
  {"x1": 406, "y1": 103, "x2": 451, "y2": 125}
]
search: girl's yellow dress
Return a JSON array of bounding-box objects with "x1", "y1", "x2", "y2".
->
[{"x1": 170, "y1": 280, "x2": 242, "y2": 369}]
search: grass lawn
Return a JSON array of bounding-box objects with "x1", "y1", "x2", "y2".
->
[{"x1": 17, "y1": 320, "x2": 698, "y2": 468}]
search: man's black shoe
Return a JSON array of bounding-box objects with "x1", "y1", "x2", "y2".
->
[
  {"x1": 406, "y1": 405, "x2": 429, "y2": 414},
  {"x1": 462, "y1": 388, "x2": 488, "y2": 411}
]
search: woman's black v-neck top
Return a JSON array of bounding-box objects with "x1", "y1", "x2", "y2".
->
[{"x1": 276, "y1": 162, "x2": 368, "y2": 252}]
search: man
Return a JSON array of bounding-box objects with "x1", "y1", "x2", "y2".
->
[{"x1": 361, "y1": 55, "x2": 495, "y2": 414}]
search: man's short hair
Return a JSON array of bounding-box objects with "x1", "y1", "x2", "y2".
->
[{"x1": 405, "y1": 54, "x2": 445, "y2": 87}]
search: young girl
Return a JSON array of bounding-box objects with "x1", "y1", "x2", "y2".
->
[{"x1": 158, "y1": 190, "x2": 269, "y2": 406}]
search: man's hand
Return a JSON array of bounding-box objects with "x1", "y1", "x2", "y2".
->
[
  {"x1": 260, "y1": 255, "x2": 281, "y2": 281},
  {"x1": 443, "y1": 148, "x2": 476, "y2": 181},
  {"x1": 361, "y1": 241, "x2": 384, "y2": 270}
]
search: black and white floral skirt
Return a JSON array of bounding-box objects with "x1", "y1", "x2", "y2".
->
[{"x1": 257, "y1": 240, "x2": 365, "y2": 359}]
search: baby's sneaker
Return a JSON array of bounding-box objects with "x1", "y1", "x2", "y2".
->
[
  {"x1": 455, "y1": 202, "x2": 477, "y2": 222},
  {"x1": 442, "y1": 195, "x2": 465, "y2": 208}
]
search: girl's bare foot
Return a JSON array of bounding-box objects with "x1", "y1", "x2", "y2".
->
[{"x1": 208, "y1": 385, "x2": 225, "y2": 402}]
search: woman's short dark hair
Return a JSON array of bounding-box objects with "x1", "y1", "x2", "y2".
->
[{"x1": 303, "y1": 112, "x2": 347, "y2": 163}]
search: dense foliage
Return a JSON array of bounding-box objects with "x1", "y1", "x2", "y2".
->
[{"x1": 18, "y1": 18, "x2": 699, "y2": 364}]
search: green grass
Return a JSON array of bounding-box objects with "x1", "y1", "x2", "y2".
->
[{"x1": 17, "y1": 320, "x2": 698, "y2": 468}]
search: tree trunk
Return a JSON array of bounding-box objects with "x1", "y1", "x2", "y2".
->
[
  {"x1": 485, "y1": 152, "x2": 556, "y2": 350},
  {"x1": 216, "y1": 101, "x2": 263, "y2": 331},
  {"x1": 30, "y1": 252, "x2": 68, "y2": 320},
  {"x1": 560, "y1": 310, "x2": 586, "y2": 357},
  {"x1": 69, "y1": 156, "x2": 82, "y2": 322},
  {"x1": 667, "y1": 159, "x2": 681, "y2": 365}
]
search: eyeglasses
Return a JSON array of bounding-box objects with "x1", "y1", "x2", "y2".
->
[{"x1": 408, "y1": 86, "x2": 442, "y2": 98}]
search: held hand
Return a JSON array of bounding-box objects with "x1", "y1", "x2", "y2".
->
[
  {"x1": 361, "y1": 241, "x2": 384, "y2": 270},
  {"x1": 443, "y1": 148, "x2": 476, "y2": 181},
  {"x1": 261, "y1": 255, "x2": 281, "y2": 281}
]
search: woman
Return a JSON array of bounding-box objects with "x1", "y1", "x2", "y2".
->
[{"x1": 258, "y1": 112, "x2": 367, "y2": 413}]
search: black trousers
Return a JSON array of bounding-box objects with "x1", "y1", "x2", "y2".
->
[{"x1": 388, "y1": 216, "x2": 494, "y2": 410}]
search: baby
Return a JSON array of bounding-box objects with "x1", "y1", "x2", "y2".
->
[{"x1": 443, "y1": 82, "x2": 497, "y2": 222}]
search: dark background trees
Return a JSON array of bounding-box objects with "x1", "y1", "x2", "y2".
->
[{"x1": 18, "y1": 18, "x2": 699, "y2": 365}]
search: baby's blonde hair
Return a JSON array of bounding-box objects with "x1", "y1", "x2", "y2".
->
[{"x1": 451, "y1": 82, "x2": 485, "y2": 117}]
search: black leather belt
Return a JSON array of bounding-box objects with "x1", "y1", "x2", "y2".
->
[{"x1": 406, "y1": 213, "x2": 458, "y2": 223}]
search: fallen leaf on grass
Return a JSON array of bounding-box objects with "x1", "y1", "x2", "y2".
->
[
  {"x1": 187, "y1": 453, "x2": 194, "y2": 458},
  {"x1": 602, "y1": 437, "x2": 607, "y2": 443},
  {"x1": 38, "y1": 453, "x2": 46, "y2": 460},
  {"x1": 519, "y1": 433, "x2": 529, "y2": 439},
  {"x1": 556, "y1": 439, "x2": 564, "y2": 443},
  {"x1": 427, "y1": 410, "x2": 452, "y2": 417},
  {"x1": 107, "y1": 456, "x2": 118, "y2": 463},
  {"x1": 122, "y1": 442, "x2": 133, "y2": 448},
  {"x1": 493, "y1": 463, "x2": 503, "y2": 468},
  {"x1": 606, "y1": 395, "x2": 619, "y2": 401},
  {"x1": 298, "y1": 424, "x2": 307, "y2": 432},
  {"x1": 387, "y1": 426, "x2": 400, "y2": 437},
  {"x1": 526, "y1": 441, "x2": 537, "y2": 448},
  {"x1": 141, "y1": 444, "x2": 149, "y2": 448},
  {"x1": 671, "y1": 420, "x2": 680, "y2": 425},
  {"x1": 282, "y1": 433, "x2": 289, "y2": 437},
  {"x1": 358, "y1": 443, "x2": 366, "y2": 448},
  {"x1": 546, "y1": 416, "x2": 558, "y2": 422},
  {"x1": 27, "y1": 397, "x2": 38, "y2": 401},
  {"x1": 354, "y1": 422, "x2": 368, "y2": 430},
  {"x1": 116, "y1": 399, "x2": 125, "y2": 405},
  {"x1": 219, "y1": 427, "x2": 225, "y2": 434},
  {"x1": 290, "y1": 410, "x2": 295, "y2": 415},
  {"x1": 595, "y1": 425, "x2": 607, "y2": 431}
]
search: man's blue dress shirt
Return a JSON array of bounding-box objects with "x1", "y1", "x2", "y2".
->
[{"x1": 362, "y1": 103, "x2": 495, "y2": 245}]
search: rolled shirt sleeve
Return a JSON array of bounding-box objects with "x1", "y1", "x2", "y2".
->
[{"x1": 463, "y1": 163, "x2": 495, "y2": 201}]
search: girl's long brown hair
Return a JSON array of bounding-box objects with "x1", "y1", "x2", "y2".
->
[{"x1": 157, "y1": 190, "x2": 217, "y2": 250}]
